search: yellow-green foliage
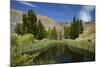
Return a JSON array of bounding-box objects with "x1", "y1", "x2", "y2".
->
[
  {"x1": 18, "y1": 54, "x2": 33, "y2": 65},
  {"x1": 17, "y1": 33, "x2": 34, "y2": 44},
  {"x1": 11, "y1": 53, "x2": 34, "y2": 66}
]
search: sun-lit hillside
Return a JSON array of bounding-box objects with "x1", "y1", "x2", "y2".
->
[
  {"x1": 78, "y1": 22, "x2": 95, "y2": 42},
  {"x1": 37, "y1": 15, "x2": 63, "y2": 31}
]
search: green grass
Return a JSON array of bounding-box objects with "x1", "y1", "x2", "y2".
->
[{"x1": 12, "y1": 38, "x2": 95, "y2": 58}]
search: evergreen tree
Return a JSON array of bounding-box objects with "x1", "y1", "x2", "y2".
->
[
  {"x1": 15, "y1": 23, "x2": 24, "y2": 35},
  {"x1": 27, "y1": 9, "x2": 37, "y2": 33},
  {"x1": 22, "y1": 9, "x2": 38, "y2": 38},
  {"x1": 70, "y1": 17, "x2": 79, "y2": 39},
  {"x1": 48, "y1": 27, "x2": 51, "y2": 40},
  {"x1": 44, "y1": 30, "x2": 48, "y2": 38},
  {"x1": 69, "y1": 17, "x2": 84, "y2": 39},
  {"x1": 59, "y1": 31, "x2": 62, "y2": 40},
  {"x1": 51, "y1": 26, "x2": 58, "y2": 40},
  {"x1": 64, "y1": 26, "x2": 70, "y2": 39},
  {"x1": 15, "y1": 9, "x2": 49, "y2": 40},
  {"x1": 32, "y1": 22, "x2": 38, "y2": 38},
  {"x1": 37, "y1": 20, "x2": 45, "y2": 40},
  {"x1": 22, "y1": 13, "x2": 27, "y2": 33},
  {"x1": 79, "y1": 20, "x2": 83, "y2": 34}
]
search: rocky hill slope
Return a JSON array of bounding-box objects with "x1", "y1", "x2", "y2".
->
[{"x1": 78, "y1": 22, "x2": 95, "y2": 42}]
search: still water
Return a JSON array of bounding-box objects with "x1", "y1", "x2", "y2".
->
[{"x1": 33, "y1": 45, "x2": 95, "y2": 64}]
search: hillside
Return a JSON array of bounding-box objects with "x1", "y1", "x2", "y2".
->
[
  {"x1": 10, "y1": 9, "x2": 22, "y2": 32},
  {"x1": 78, "y1": 22, "x2": 95, "y2": 42},
  {"x1": 10, "y1": 9, "x2": 95, "y2": 41},
  {"x1": 10, "y1": 9, "x2": 63, "y2": 32},
  {"x1": 37, "y1": 15, "x2": 63, "y2": 31}
]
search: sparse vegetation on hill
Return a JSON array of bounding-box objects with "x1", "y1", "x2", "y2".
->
[{"x1": 77, "y1": 22, "x2": 95, "y2": 43}]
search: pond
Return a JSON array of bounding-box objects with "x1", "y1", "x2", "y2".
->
[{"x1": 33, "y1": 45, "x2": 95, "y2": 64}]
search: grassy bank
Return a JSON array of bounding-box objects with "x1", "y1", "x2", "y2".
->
[{"x1": 11, "y1": 34, "x2": 95, "y2": 66}]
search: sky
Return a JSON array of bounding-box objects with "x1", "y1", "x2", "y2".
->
[{"x1": 11, "y1": 1, "x2": 95, "y2": 23}]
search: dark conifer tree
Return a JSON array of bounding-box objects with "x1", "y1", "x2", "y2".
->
[
  {"x1": 37, "y1": 20, "x2": 45, "y2": 40},
  {"x1": 15, "y1": 23, "x2": 24, "y2": 35},
  {"x1": 79, "y1": 20, "x2": 83, "y2": 34},
  {"x1": 70, "y1": 17, "x2": 79, "y2": 39}
]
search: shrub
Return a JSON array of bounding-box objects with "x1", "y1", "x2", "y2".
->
[{"x1": 18, "y1": 34, "x2": 34, "y2": 44}]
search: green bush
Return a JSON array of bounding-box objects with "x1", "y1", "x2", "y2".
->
[
  {"x1": 11, "y1": 53, "x2": 33, "y2": 66},
  {"x1": 18, "y1": 33, "x2": 34, "y2": 44}
]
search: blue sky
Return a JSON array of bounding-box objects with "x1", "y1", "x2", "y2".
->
[{"x1": 11, "y1": 1, "x2": 95, "y2": 23}]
